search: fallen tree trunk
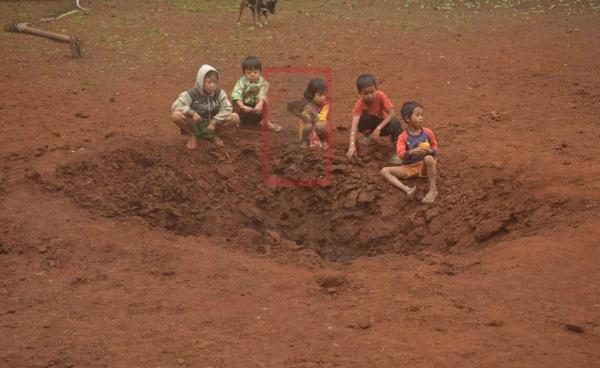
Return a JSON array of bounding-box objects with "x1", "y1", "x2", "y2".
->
[{"x1": 4, "y1": 22, "x2": 82, "y2": 58}]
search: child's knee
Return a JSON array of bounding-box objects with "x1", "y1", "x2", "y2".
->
[
  {"x1": 172, "y1": 111, "x2": 186, "y2": 121},
  {"x1": 424, "y1": 155, "x2": 435, "y2": 165},
  {"x1": 229, "y1": 112, "x2": 240, "y2": 123},
  {"x1": 315, "y1": 123, "x2": 327, "y2": 134},
  {"x1": 380, "y1": 167, "x2": 390, "y2": 176}
]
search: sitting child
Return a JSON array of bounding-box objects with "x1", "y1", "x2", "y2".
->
[
  {"x1": 346, "y1": 74, "x2": 403, "y2": 163},
  {"x1": 299, "y1": 78, "x2": 329, "y2": 148},
  {"x1": 381, "y1": 101, "x2": 438, "y2": 204},
  {"x1": 231, "y1": 55, "x2": 281, "y2": 131},
  {"x1": 171, "y1": 64, "x2": 239, "y2": 149}
]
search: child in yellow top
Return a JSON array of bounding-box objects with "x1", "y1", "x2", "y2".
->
[{"x1": 299, "y1": 78, "x2": 329, "y2": 148}]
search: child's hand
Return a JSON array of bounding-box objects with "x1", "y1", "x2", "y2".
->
[
  {"x1": 241, "y1": 105, "x2": 252, "y2": 113},
  {"x1": 303, "y1": 105, "x2": 314, "y2": 114},
  {"x1": 370, "y1": 127, "x2": 382, "y2": 140},
  {"x1": 192, "y1": 112, "x2": 201, "y2": 122},
  {"x1": 254, "y1": 100, "x2": 264, "y2": 113},
  {"x1": 347, "y1": 144, "x2": 357, "y2": 160},
  {"x1": 207, "y1": 122, "x2": 216, "y2": 132},
  {"x1": 410, "y1": 148, "x2": 428, "y2": 156}
]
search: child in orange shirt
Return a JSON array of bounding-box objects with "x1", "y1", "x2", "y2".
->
[{"x1": 346, "y1": 74, "x2": 402, "y2": 163}]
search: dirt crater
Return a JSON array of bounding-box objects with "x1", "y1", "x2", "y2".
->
[{"x1": 39, "y1": 135, "x2": 551, "y2": 261}]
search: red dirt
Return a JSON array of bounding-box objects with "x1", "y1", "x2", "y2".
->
[{"x1": 1, "y1": 1, "x2": 599, "y2": 367}]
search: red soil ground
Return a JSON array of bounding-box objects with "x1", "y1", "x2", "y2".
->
[{"x1": 1, "y1": 1, "x2": 599, "y2": 367}]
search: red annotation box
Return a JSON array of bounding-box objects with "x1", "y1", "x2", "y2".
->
[{"x1": 261, "y1": 66, "x2": 333, "y2": 187}]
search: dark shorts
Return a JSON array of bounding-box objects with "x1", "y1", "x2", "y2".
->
[
  {"x1": 235, "y1": 103, "x2": 263, "y2": 125},
  {"x1": 357, "y1": 113, "x2": 402, "y2": 145}
]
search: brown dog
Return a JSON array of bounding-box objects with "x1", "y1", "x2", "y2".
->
[{"x1": 237, "y1": 0, "x2": 278, "y2": 27}]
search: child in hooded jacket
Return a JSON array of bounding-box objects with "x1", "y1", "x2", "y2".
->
[{"x1": 171, "y1": 64, "x2": 240, "y2": 149}]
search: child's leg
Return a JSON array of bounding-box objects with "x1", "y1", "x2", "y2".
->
[
  {"x1": 301, "y1": 124, "x2": 312, "y2": 145},
  {"x1": 422, "y1": 155, "x2": 438, "y2": 204},
  {"x1": 315, "y1": 122, "x2": 327, "y2": 141},
  {"x1": 209, "y1": 114, "x2": 239, "y2": 147},
  {"x1": 172, "y1": 111, "x2": 193, "y2": 135},
  {"x1": 381, "y1": 117, "x2": 402, "y2": 145},
  {"x1": 357, "y1": 113, "x2": 381, "y2": 137},
  {"x1": 381, "y1": 166, "x2": 416, "y2": 199},
  {"x1": 222, "y1": 112, "x2": 240, "y2": 127}
]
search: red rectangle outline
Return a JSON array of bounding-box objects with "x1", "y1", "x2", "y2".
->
[{"x1": 262, "y1": 66, "x2": 333, "y2": 187}]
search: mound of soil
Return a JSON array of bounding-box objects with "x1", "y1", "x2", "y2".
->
[{"x1": 32, "y1": 133, "x2": 555, "y2": 261}]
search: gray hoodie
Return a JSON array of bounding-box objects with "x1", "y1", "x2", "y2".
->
[{"x1": 171, "y1": 64, "x2": 233, "y2": 125}]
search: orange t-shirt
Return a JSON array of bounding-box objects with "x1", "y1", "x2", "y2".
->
[{"x1": 351, "y1": 90, "x2": 394, "y2": 119}]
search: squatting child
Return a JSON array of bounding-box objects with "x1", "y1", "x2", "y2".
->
[
  {"x1": 346, "y1": 74, "x2": 403, "y2": 163},
  {"x1": 298, "y1": 78, "x2": 329, "y2": 148},
  {"x1": 231, "y1": 55, "x2": 281, "y2": 131},
  {"x1": 171, "y1": 64, "x2": 239, "y2": 149},
  {"x1": 381, "y1": 101, "x2": 439, "y2": 204}
]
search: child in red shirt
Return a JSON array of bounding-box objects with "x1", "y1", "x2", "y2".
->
[
  {"x1": 381, "y1": 101, "x2": 438, "y2": 204},
  {"x1": 346, "y1": 74, "x2": 402, "y2": 163}
]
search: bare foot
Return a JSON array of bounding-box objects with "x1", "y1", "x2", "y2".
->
[
  {"x1": 212, "y1": 136, "x2": 224, "y2": 147},
  {"x1": 406, "y1": 186, "x2": 416, "y2": 200},
  {"x1": 422, "y1": 190, "x2": 438, "y2": 204},
  {"x1": 186, "y1": 136, "x2": 198, "y2": 150}
]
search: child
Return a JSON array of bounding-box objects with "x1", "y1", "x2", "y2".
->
[
  {"x1": 171, "y1": 64, "x2": 239, "y2": 149},
  {"x1": 381, "y1": 101, "x2": 438, "y2": 204},
  {"x1": 346, "y1": 74, "x2": 403, "y2": 163},
  {"x1": 299, "y1": 78, "x2": 329, "y2": 148},
  {"x1": 231, "y1": 55, "x2": 281, "y2": 131}
]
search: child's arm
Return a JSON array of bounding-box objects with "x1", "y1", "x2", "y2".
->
[
  {"x1": 423, "y1": 128, "x2": 439, "y2": 156},
  {"x1": 254, "y1": 79, "x2": 270, "y2": 112},
  {"x1": 231, "y1": 78, "x2": 252, "y2": 112},
  {"x1": 346, "y1": 115, "x2": 360, "y2": 159},
  {"x1": 396, "y1": 132, "x2": 408, "y2": 159},
  {"x1": 300, "y1": 104, "x2": 317, "y2": 125},
  {"x1": 171, "y1": 91, "x2": 194, "y2": 117},
  {"x1": 371, "y1": 108, "x2": 396, "y2": 139},
  {"x1": 211, "y1": 90, "x2": 234, "y2": 127}
]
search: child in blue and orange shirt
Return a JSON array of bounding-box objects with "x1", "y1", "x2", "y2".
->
[{"x1": 381, "y1": 101, "x2": 439, "y2": 204}]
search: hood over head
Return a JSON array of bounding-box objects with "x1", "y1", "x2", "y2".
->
[{"x1": 196, "y1": 64, "x2": 219, "y2": 94}]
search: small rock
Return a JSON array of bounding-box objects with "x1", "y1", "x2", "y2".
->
[
  {"x1": 327, "y1": 287, "x2": 337, "y2": 294},
  {"x1": 75, "y1": 112, "x2": 90, "y2": 118},
  {"x1": 265, "y1": 230, "x2": 281, "y2": 245},
  {"x1": 357, "y1": 190, "x2": 376, "y2": 204},
  {"x1": 256, "y1": 243, "x2": 271, "y2": 254},
  {"x1": 24, "y1": 170, "x2": 41, "y2": 181},
  {"x1": 37, "y1": 245, "x2": 48, "y2": 254},
  {"x1": 564, "y1": 324, "x2": 584, "y2": 333},
  {"x1": 485, "y1": 320, "x2": 504, "y2": 327},
  {"x1": 316, "y1": 274, "x2": 348, "y2": 289},
  {"x1": 489, "y1": 110, "x2": 504, "y2": 121},
  {"x1": 424, "y1": 208, "x2": 439, "y2": 223},
  {"x1": 358, "y1": 318, "x2": 372, "y2": 330},
  {"x1": 475, "y1": 219, "x2": 507, "y2": 241},
  {"x1": 215, "y1": 164, "x2": 235, "y2": 179}
]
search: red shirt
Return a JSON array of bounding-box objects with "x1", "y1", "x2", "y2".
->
[{"x1": 351, "y1": 90, "x2": 394, "y2": 119}]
